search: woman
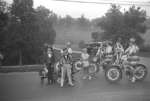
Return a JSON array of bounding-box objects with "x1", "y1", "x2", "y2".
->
[{"x1": 46, "y1": 45, "x2": 56, "y2": 84}]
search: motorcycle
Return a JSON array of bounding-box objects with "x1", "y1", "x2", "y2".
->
[
  {"x1": 74, "y1": 56, "x2": 101, "y2": 77},
  {"x1": 105, "y1": 53, "x2": 148, "y2": 83}
]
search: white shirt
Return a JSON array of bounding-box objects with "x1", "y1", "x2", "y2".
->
[
  {"x1": 68, "y1": 48, "x2": 73, "y2": 54},
  {"x1": 81, "y1": 53, "x2": 89, "y2": 60},
  {"x1": 105, "y1": 45, "x2": 113, "y2": 54},
  {"x1": 115, "y1": 42, "x2": 124, "y2": 52},
  {"x1": 125, "y1": 44, "x2": 139, "y2": 55}
]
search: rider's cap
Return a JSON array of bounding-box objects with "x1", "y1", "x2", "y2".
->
[
  {"x1": 117, "y1": 37, "x2": 122, "y2": 42},
  {"x1": 82, "y1": 48, "x2": 87, "y2": 52},
  {"x1": 130, "y1": 38, "x2": 136, "y2": 42}
]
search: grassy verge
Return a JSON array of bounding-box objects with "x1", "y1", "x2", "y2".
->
[{"x1": 0, "y1": 65, "x2": 44, "y2": 73}]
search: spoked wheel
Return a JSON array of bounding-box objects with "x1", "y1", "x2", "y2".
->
[
  {"x1": 134, "y1": 64, "x2": 148, "y2": 82},
  {"x1": 88, "y1": 63, "x2": 98, "y2": 74},
  {"x1": 74, "y1": 61, "x2": 82, "y2": 71},
  {"x1": 105, "y1": 66, "x2": 122, "y2": 83}
]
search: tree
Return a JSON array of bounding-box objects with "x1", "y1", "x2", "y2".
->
[
  {"x1": 77, "y1": 15, "x2": 90, "y2": 29},
  {"x1": 98, "y1": 4, "x2": 147, "y2": 47},
  {"x1": 0, "y1": 0, "x2": 9, "y2": 53},
  {"x1": 35, "y1": 6, "x2": 56, "y2": 45},
  {"x1": 0, "y1": 0, "x2": 9, "y2": 31},
  {"x1": 78, "y1": 40, "x2": 86, "y2": 49},
  {"x1": 3, "y1": 1, "x2": 56, "y2": 65},
  {"x1": 91, "y1": 31, "x2": 101, "y2": 42}
]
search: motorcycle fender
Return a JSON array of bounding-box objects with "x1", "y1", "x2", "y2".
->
[{"x1": 105, "y1": 65, "x2": 120, "y2": 71}]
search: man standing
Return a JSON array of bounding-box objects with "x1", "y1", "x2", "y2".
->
[{"x1": 60, "y1": 42, "x2": 74, "y2": 87}]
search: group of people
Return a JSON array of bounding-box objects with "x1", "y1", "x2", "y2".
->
[
  {"x1": 96, "y1": 37, "x2": 139, "y2": 64},
  {"x1": 42, "y1": 37, "x2": 139, "y2": 87},
  {"x1": 43, "y1": 42, "x2": 74, "y2": 87}
]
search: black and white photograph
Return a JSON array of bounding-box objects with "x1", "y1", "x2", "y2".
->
[{"x1": 0, "y1": 0, "x2": 150, "y2": 101}]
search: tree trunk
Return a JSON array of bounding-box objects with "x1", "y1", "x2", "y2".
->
[{"x1": 19, "y1": 49, "x2": 23, "y2": 65}]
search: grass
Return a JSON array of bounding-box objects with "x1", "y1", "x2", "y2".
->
[{"x1": 0, "y1": 65, "x2": 44, "y2": 73}]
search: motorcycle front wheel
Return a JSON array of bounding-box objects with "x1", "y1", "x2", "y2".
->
[
  {"x1": 134, "y1": 64, "x2": 148, "y2": 82},
  {"x1": 88, "y1": 63, "x2": 99, "y2": 74},
  {"x1": 105, "y1": 65, "x2": 122, "y2": 83},
  {"x1": 74, "y1": 61, "x2": 82, "y2": 71}
]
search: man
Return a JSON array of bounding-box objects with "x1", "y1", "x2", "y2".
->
[
  {"x1": 125, "y1": 38, "x2": 139, "y2": 56},
  {"x1": 125, "y1": 38, "x2": 139, "y2": 83},
  {"x1": 60, "y1": 42, "x2": 74, "y2": 87},
  {"x1": 114, "y1": 38, "x2": 124, "y2": 64},
  {"x1": 46, "y1": 45, "x2": 56, "y2": 85},
  {"x1": 105, "y1": 41, "x2": 113, "y2": 54}
]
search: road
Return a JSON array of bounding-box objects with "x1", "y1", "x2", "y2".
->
[{"x1": 0, "y1": 57, "x2": 150, "y2": 101}]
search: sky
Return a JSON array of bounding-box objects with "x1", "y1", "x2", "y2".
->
[{"x1": 6, "y1": 0, "x2": 150, "y2": 19}]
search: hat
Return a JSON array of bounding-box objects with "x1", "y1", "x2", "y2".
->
[
  {"x1": 130, "y1": 38, "x2": 136, "y2": 42},
  {"x1": 66, "y1": 41, "x2": 71, "y2": 47},
  {"x1": 82, "y1": 48, "x2": 87, "y2": 52}
]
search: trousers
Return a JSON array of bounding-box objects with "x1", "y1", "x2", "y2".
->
[{"x1": 60, "y1": 64, "x2": 73, "y2": 87}]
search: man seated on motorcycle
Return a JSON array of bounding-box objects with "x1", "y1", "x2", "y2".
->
[
  {"x1": 114, "y1": 38, "x2": 124, "y2": 64},
  {"x1": 103, "y1": 41, "x2": 114, "y2": 63},
  {"x1": 125, "y1": 38, "x2": 139, "y2": 59},
  {"x1": 59, "y1": 42, "x2": 74, "y2": 87},
  {"x1": 125, "y1": 38, "x2": 139, "y2": 82}
]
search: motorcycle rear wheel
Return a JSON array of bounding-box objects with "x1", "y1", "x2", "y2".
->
[
  {"x1": 88, "y1": 63, "x2": 99, "y2": 74},
  {"x1": 134, "y1": 64, "x2": 148, "y2": 82}
]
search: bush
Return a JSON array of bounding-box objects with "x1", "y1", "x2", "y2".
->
[{"x1": 140, "y1": 45, "x2": 150, "y2": 52}]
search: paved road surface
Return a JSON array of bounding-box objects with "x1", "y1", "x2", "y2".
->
[{"x1": 0, "y1": 57, "x2": 150, "y2": 101}]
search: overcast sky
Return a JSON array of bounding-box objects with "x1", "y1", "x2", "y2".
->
[{"x1": 6, "y1": 0, "x2": 150, "y2": 19}]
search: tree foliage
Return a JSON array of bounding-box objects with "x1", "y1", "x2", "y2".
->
[
  {"x1": 0, "y1": 0, "x2": 9, "y2": 50},
  {"x1": 0, "y1": 0, "x2": 56, "y2": 65},
  {"x1": 98, "y1": 4, "x2": 147, "y2": 47},
  {"x1": 91, "y1": 31, "x2": 101, "y2": 42}
]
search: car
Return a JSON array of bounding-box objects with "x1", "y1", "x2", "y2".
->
[{"x1": 85, "y1": 42, "x2": 103, "y2": 56}]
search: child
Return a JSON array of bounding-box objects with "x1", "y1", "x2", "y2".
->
[{"x1": 81, "y1": 48, "x2": 91, "y2": 80}]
